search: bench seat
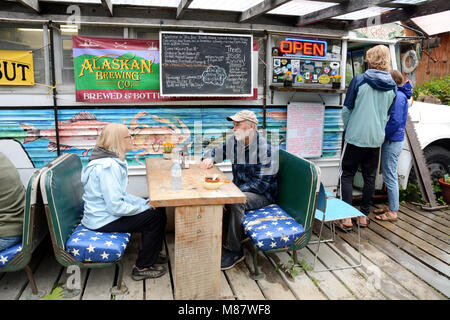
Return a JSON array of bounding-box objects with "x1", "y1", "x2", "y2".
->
[
  {"x1": 240, "y1": 150, "x2": 320, "y2": 279},
  {"x1": 41, "y1": 153, "x2": 128, "y2": 295},
  {"x1": 243, "y1": 204, "x2": 306, "y2": 250},
  {"x1": 66, "y1": 224, "x2": 131, "y2": 263},
  {"x1": 0, "y1": 243, "x2": 22, "y2": 269}
]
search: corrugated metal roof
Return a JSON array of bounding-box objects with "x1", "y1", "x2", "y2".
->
[
  {"x1": 42, "y1": 0, "x2": 100, "y2": 3},
  {"x1": 41, "y1": 0, "x2": 180, "y2": 5},
  {"x1": 333, "y1": 6, "x2": 395, "y2": 20},
  {"x1": 28, "y1": 0, "x2": 442, "y2": 22},
  {"x1": 391, "y1": 0, "x2": 427, "y2": 4},
  {"x1": 411, "y1": 10, "x2": 450, "y2": 35},
  {"x1": 189, "y1": 0, "x2": 264, "y2": 12},
  {"x1": 267, "y1": 0, "x2": 338, "y2": 17},
  {"x1": 111, "y1": 0, "x2": 179, "y2": 6}
]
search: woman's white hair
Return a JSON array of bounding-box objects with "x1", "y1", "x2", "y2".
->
[{"x1": 96, "y1": 123, "x2": 130, "y2": 161}]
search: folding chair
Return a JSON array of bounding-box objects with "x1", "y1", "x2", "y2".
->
[{"x1": 311, "y1": 183, "x2": 364, "y2": 272}]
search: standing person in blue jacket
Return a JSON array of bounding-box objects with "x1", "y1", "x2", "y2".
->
[
  {"x1": 81, "y1": 123, "x2": 168, "y2": 281},
  {"x1": 338, "y1": 45, "x2": 397, "y2": 230},
  {"x1": 374, "y1": 70, "x2": 413, "y2": 221}
]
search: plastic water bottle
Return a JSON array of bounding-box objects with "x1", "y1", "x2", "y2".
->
[
  {"x1": 182, "y1": 143, "x2": 190, "y2": 169},
  {"x1": 171, "y1": 160, "x2": 182, "y2": 190}
]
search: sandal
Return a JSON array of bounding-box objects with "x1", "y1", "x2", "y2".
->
[
  {"x1": 356, "y1": 216, "x2": 370, "y2": 228},
  {"x1": 373, "y1": 207, "x2": 388, "y2": 215},
  {"x1": 374, "y1": 211, "x2": 398, "y2": 222},
  {"x1": 335, "y1": 220, "x2": 353, "y2": 232}
]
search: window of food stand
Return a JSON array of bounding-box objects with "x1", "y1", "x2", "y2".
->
[
  {"x1": 345, "y1": 43, "x2": 398, "y2": 88},
  {"x1": 270, "y1": 35, "x2": 342, "y2": 88},
  {"x1": 345, "y1": 48, "x2": 365, "y2": 86},
  {"x1": 59, "y1": 26, "x2": 125, "y2": 86},
  {"x1": 0, "y1": 26, "x2": 47, "y2": 90}
]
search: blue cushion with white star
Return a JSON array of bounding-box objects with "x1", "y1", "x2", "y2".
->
[
  {"x1": 243, "y1": 204, "x2": 306, "y2": 251},
  {"x1": 65, "y1": 224, "x2": 130, "y2": 263},
  {"x1": 0, "y1": 243, "x2": 22, "y2": 269}
]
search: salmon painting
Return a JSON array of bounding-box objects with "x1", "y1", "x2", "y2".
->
[
  {"x1": 21, "y1": 110, "x2": 192, "y2": 164},
  {"x1": 21, "y1": 112, "x2": 111, "y2": 156}
]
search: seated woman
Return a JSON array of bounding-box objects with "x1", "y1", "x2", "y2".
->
[
  {"x1": 0, "y1": 152, "x2": 25, "y2": 252},
  {"x1": 81, "y1": 123, "x2": 168, "y2": 281}
]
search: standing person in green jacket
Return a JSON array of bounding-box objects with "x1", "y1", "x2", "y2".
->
[
  {"x1": 338, "y1": 45, "x2": 397, "y2": 230},
  {"x1": 0, "y1": 152, "x2": 25, "y2": 251}
]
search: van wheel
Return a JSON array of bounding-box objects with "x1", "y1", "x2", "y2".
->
[{"x1": 424, "y1": 146, "x2": 450, "y2": 182}]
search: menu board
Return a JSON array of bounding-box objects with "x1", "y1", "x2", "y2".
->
[
  {"x1": 160, "y1": 31, "x2": 253, "y2": 97},
  {"x1": 286, "y1": 102, "x2": 325, "y2": 158}
]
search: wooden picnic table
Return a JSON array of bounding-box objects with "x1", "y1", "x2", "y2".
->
[{"x1": 145, "y1": 157, "x2": 246, "y2": 300}]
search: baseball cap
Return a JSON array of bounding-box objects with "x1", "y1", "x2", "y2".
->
[{"x1": 226, "y1": 110, "x2": 258, "y2": 125}]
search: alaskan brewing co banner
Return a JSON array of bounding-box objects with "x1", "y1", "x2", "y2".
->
[
  {"x1": 0, "y1": 50, "x2": 34, "y2": 86},
  {"x1": 73, "y1": 36, "x2": 161, "y2": 102}
]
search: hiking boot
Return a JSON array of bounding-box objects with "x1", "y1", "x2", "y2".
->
[
  {"x1": 132, "y1": 265, "x2": 166, "y2": 281},
  {"x1": 156, "y1": 253, "x2": 169, "y2": 264},
  {"x1": 221, "y1": 250, "x2": 244, "y2": 270}
]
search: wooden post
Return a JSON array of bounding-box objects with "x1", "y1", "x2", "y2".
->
[{"x1": 174, "y1": 204, "x2": 223, "y2": 300}]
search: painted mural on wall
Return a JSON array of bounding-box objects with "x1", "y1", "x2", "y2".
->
[
  {"x1": 354, "y1": 23, "x2": 404, "y2": 40},
  {"x1": 127, "y1": 111, "x2": 191, "y2": 165},
  {"x1": 0, "y1": 106, "x2": 342, "y2": 169},
  {"x1": 322, "y1": 107, "x2": 343, "y2": 158},
  {"x1": 21, "y1": 112, "x2": 108, "y2": 157},
  {"x1": 1, "y1": 107, "x2": 290, "y2": 168}
]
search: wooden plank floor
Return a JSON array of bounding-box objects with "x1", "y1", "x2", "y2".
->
[{"x1": 0, "y1": 203, "x2": 448, "y2": 300}]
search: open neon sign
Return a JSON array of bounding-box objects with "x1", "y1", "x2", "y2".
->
[{"x1": 279, "y1": 38, "x2": 327, "y2": 59}]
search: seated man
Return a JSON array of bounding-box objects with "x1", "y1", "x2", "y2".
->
[
  {"x1": 0, "y1": 152, "x2": 25, "y2": 251},
  {"x1": 201, "y1": 110, "x2": 279, "y2": 270}
]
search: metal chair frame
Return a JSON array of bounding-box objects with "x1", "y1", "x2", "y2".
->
[{"x1": 311, "y1": 185, "x2": 363, "y2": 272}]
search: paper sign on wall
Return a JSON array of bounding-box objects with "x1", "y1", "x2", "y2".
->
[
  {"x1": 0, "y1": 50, "x2": 34, "y2": 86},
  {"x1": 286, "y1": 102, "x2": 325, "y2": 158}
]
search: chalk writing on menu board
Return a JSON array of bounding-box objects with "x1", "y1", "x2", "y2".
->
[
  {"x1": 160, "y1": 32, "x2": 253, "y2": 97},
  {"x1": 286, "y1": 102, "x2": 325, "y2": 158}
]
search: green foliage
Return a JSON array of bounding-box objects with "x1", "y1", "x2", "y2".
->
[
  {"x1": 399, "y1": 182, "x2": 423, "y2": 204},
  {"x1": 400, "y1": 180, "x2": 447, "y2": 206},
  {"x1": 444, "y1": 174, "x2": 450, "y2": 183},
  {"x1": 279, "y1": 256, "x2": 313, "y2": 279},
  {"x1": 43, "y1": 286, "x2": 65, "y2": 300},
  {"x1": 434, "y1": 178, "x2": 448, "y2": 206},
  {"x1": 412, "y1": 75, "x2": 450, "y2": 105},
  {"x1": 436, "y1": 195, "x2": 447, "y2": 206}
]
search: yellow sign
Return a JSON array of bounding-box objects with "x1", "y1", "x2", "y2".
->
[
  {"x1": 318, "y1": 74, "x2": 331, "y2": 84},
  {"x1": 0, "y1": 50, "x2": 34, "y2": 86}
]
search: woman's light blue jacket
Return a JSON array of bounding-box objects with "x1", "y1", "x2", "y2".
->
[{"x1": 80, "y1": 157, "x2": 150, "y2": 230}]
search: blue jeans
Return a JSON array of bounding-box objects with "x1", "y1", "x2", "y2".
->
[
  {"x1": 381, "y1": 140, "x2": 404, "y2": 212},
  {"x1": 0, "y1": 236, "x2": 22, "y2": 252}
]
